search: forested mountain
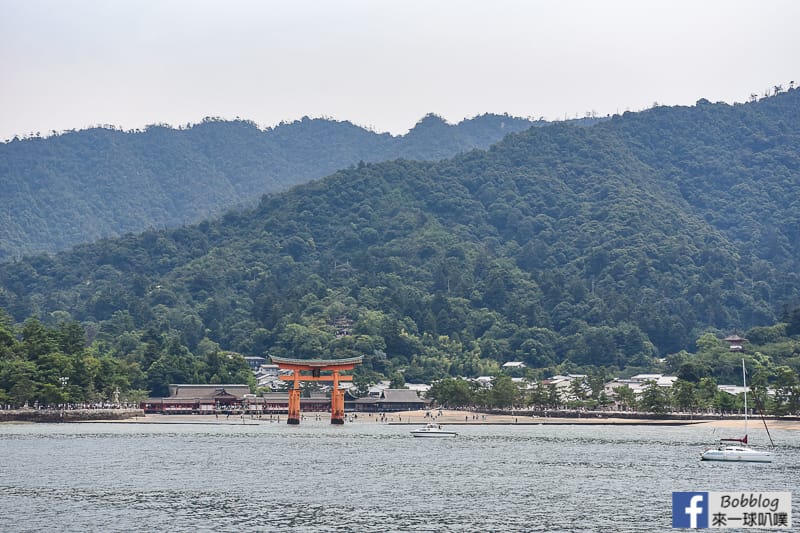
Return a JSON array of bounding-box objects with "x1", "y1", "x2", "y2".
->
[
  {"x1": 2, "y1": 90, "x2": 800, "y2": 395},
  {"x1": 0, "y1": 113, "x2": 541, "y2": 260}
]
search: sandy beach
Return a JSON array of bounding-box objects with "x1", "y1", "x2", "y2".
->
[
  {"x1": 63, "y1": 409, "x2": 800, "y2": 430},
  {"x1": 691, "y1": 418, "x2": 800, "y2": 431},
  {"x1": 388, "y1": 410, "x2": 800, "y2": 430}
]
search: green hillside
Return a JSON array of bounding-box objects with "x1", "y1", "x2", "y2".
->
[
  {"x1": 0, "y1": 113, "x2": 539, "y2": 260},
  {"x1": 1, "y1": 91, "x2": 800, "y2": 398}
]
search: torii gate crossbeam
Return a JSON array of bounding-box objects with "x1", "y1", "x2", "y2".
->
[{"x1": 270, "y1": 356, "x2": 363, "y2": 424}]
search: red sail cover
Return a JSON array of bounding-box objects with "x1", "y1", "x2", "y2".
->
[{"x1": 720, "y1": 434, "x2": 747, "y2": 444}]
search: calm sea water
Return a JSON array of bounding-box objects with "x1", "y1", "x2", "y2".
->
[{"x1": 1, "y1": 419, "x2": 798, "y2": 532}]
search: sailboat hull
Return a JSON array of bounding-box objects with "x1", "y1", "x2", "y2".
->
[{"x1": 700, "y1": 447, "x2": 772, "y2": 463}]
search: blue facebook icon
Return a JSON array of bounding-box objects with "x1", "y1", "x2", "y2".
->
[{"x1": 672, "y1": 492, "x2": 709, "y2": 528}]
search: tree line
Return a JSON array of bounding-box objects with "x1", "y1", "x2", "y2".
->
[
  {"x1": 1, "y1": 91, "x2": 800, "y2": 389},
  {"x1": 0, "y1": 310, "x2": 254, "y2": 407},
  {"x1": 428, "y1": 363, "x2": 800, "y2": 417},
  {"x1": 2, "y1": 302, "x2": 798, "y2": 414}
]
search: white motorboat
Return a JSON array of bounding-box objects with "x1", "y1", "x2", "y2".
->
[
  {"x1": 700, "y1": 360, "x2": 773, "y2": 463},
  {"x1": 410, "y1": 423, "x2": 458, "y2": 437}
]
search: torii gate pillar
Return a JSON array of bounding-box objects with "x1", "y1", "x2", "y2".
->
[{"x1": 271, "y1": 356, "x2": 363, "y2": 424}]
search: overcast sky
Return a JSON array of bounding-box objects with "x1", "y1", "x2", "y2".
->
[{"x1": 1, "y1": 0, "x2": 797, "y2": 140}]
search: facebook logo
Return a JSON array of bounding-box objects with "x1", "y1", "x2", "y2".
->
[{"x1": 673, "y1": 492, "x2": 709, "y2": 528}]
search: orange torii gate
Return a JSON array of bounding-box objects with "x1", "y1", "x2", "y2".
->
[{"x1": 270, "y1": 356, "x2": 363, "y2": 424}]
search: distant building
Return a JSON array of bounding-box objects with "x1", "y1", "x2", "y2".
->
[
  {"x1": 723, "y1": 335, "x2": 747, "y2": 352},
  {"x1": 366, "y1": 380, "x2": 392, "y2": 398},
  {"x1": 257, "y1": 364, "x2": 280, "y2": 377},
  {"x1": 543, "y1": 374, "x2": 587, "y2": 401},
  {"x1": 143, "y1": 384, "x2": 251, "y2": 414},
  {"x1": 604, "y1": 374, "x2": 677, "y2": 399},
  {"x1": 717, "y1": 384, "x2": 748, "y2": 396},
  {"x1": 473, "y1": 376, "x2": 495, "y2": 388},
  {"x1": 143, "y1": 384, "x2": 358, "y2": 414},
  {"x1": 405, "y1": 383, "x2": 432, "y2": 395},
  {"x1": 255, "y1": 364, "x2": 283, "y2": 389},
  {"x1": 244, "y1": 356, "x2": 268, "y2": 370},
  {"x1": 352, "y1": 389, "x2": 430, "y2": 412}
]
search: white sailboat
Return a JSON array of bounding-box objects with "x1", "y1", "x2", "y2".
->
[{"x1": 700, "y1": 360, "x2": 773, "y2": 463}]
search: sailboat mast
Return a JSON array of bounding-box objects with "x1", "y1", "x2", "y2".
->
[{"x1": 742, "y1": 359, "x2": 748, "y2": 437}]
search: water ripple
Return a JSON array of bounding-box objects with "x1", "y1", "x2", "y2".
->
[{"x1": 2, "y1": 422, "x2": 798, "y2": 531}]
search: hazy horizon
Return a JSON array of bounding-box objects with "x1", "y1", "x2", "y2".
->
[{"x1": 1, "y1": 0, "x2": 797, "y2": 140}]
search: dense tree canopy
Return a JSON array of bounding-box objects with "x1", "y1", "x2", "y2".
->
[
  {"x1": 0, "y1": 309, "x2": 253, "y2": 406},
  {"x1": 0, "y1": 114, "x2": 543, "y2": 259},
  {"x1": 1, "y1": 90, "x2": 800, "y2": 396}
]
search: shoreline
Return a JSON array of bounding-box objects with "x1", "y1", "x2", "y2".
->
[
  {"x1": 0, "y1": 408, "x2": 144, "y2": 423},
  {"x1": 3, "y1": 408, "x2": 799, "y2": 430},
  {"x1": 383, "y1": 410, "x2": 800, "y2": 430}
]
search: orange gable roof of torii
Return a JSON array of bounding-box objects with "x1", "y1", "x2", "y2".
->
[{"x1": 270, "y1": 355, "x2": 363, "y2": 369}]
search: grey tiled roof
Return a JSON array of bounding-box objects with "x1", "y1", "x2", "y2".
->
[
  {"x1": 168, "y1": 384, "x2": 251, "y2": 399},
  {"x1": 381, "y1": 389, "x2": 424, "y2": 403}
]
